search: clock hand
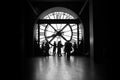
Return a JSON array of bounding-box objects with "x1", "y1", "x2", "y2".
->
[
  {"x1": 59, "y1": 24, "x2": 68, "y2": 32},
  {"x1": 49, "y1": 34, "x2": 57, "y2": 43},
  {"x1": 60, "y1": 35, "x2": 68, "y2": 41},
  {"x1": 49, "y1": 24, "x2": 58, "y2": 32},
  {"x1": 46, "y1": 34, "x2": 56, "y2": 38}
]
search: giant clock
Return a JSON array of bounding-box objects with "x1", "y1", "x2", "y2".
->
[{"x1": 34, "y1": 7, "x2": 84, "y2": 54}]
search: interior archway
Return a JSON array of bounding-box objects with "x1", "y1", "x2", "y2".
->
[{"x1": 33, "y1": 7, "x2": 84, "y2": 55}]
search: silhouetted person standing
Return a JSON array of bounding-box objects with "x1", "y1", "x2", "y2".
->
[
  {"x1": 64, "y1": 42, "x2": 67, "y2": 55},
  {"x1": 45, "y1": 42, "x2": 50, "y2": 56},
  {"x1": 65, "y1": 41, "x2": 72, "y2": 56},
  {"x1": 79, "y1": 40, "x2": 84, "y2": 55},
  {"x1": 73, "y1": 42, "x2": 78, "y2": 55},
  {"x1": 53, "y1": 41, "x2": 57, "y2": 56},
  {"x1": 34, "y1": 40, "x2": 39, "y2": 56},
  {"x1": 41, "y1": 42, "x2": 44, "y2": 55},
  {"x1": 57, "y1": 41, "x2": 63, "y2": 56}
]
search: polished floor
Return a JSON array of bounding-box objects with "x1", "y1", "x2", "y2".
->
[{"x1": 26, "y1": 55, "x2": 111, "y2": 80}]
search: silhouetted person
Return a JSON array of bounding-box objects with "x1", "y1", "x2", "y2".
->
[
  {"x1": 53, "y1": 41, "x2": 57, "y2": 56},
  {"x1": 41, "y1": 42, "x2": 45, "y2": 56},
  {"x1": 39, "y1": 45, "x2": 42, "y2": 56},
  {"x1": 79, "y1": 40, "x2": 84, "y2": 55},
  {"x1": 45, "y1": 42, "x2": 50, "y2": 56},
  {"x1": 64, "y1": 42, "x2": 67, "y2": 55},
  {"x1": 57, "y1": 41, "x2": 63, "y2": 56},
  {"x1": 34, "y1": 40, "x2": 38, "y2": 56},
  {"x1": 73, "y1": 42, "x2": 78, "y2": 55},
  {"x1": 64, "y1": 41, "x2": 72, "y2": 56}
]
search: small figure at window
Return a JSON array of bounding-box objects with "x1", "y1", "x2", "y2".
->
[
  {"x1": 72, "y1": 42, "x2": 78, "y2": 56},
  {"x1": 64, "y1": 41, "x2": 72, "y2": 56},
  {"x1": 57, "y1": 41, "x2": 63, "y2": 56},
  {"x1": 41, "y1": 42, "x2": 45, "y2": 56},
  {"x1": 53, "y1": 41, "x2": 57, "y2": 56},
  {"x1": 45, "y1": 42, "x2": 50, "y2": 56}
]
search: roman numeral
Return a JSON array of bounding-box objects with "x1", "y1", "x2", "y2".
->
[
  {"x1": 70, "y1": 39, "x2": 76, "y2": 43},
  {"x1": 73, "y1": 32, "x2": 77, "y2": 36},
  {"x1": 40, "y1": 32, "x2": 44, "y2": 36},
  {"x1": 58, "y1": 12, "x2": 62, "y2": 19},
  {"x1": 56, "y1": 12, "x2": 59, "y2": 19}
]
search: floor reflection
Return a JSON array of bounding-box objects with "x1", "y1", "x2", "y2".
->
[{"x1": 32, "y1": 56, "x2": 94, "y2": 80}]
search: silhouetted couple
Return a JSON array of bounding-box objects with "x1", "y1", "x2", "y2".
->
[
  {"x1": 64, "y1": 41, "x2": 72, "y2": 56},
  {"x1": 53, "y1": 41, "x2": 73, "y2": 56},
  {"x1": 72, "y1": 42, "x2": 78, "y2": 56},
  {"x1": 53, "y1": 41, "x2": 63, "y2": 56},
  {"x1": 41, "y1": 42, "x2": 50, "y2": 56}
]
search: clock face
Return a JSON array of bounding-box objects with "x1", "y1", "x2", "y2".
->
[{"x1": 34, "y1": 7, "x2": 84, "y2": 54}]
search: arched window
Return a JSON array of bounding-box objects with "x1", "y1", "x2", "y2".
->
[{"x1": 34, "y1": 7, "x2": 84, "y2": 54}]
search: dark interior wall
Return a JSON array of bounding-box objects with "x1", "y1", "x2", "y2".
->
[
  {"x1": 80, "y1": 1, "x2": 89, "y2": 54},
  {"x1": 93, "y1": 0, "x2": 110, "y2": 63},
  {"x1": 23, "y1": 0, "x2": 37, "y2": 57}
]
